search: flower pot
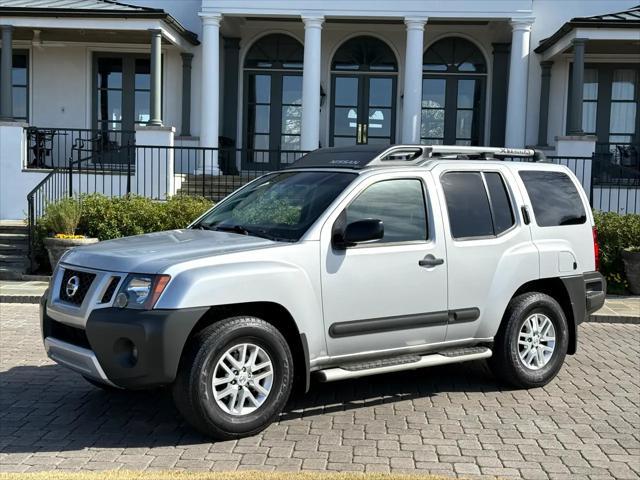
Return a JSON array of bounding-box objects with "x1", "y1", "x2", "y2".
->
[
  {"x1": 44, "y1": 237, "x2": 98, "y2": 269},
  {"x1": 621, "y1": 249, "x2": 640, "y2": 295}
]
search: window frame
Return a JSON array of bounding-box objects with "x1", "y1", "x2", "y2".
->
[
  {"x1": 567, "y1": 63, "x2": 640, "y2": 144},
  {"x1": 338, "y1": 176, "x2": 431, "y2": 248},
  {"x1": 440, "y1": 169, "x2": 517, "y2": 241},
  {"x1": 0, "y1": 49, "x2": 29, "y2": 122}
]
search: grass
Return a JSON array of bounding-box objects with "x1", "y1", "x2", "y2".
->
[{"x1": 0, "y1": 472, "x2": 452, "y2": 480}]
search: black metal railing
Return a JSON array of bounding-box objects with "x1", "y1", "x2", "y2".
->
[
  {"x1": 26, "y1": 145, "x2": 308, "y2": 272},
  {"x1": 593, "y1": 142, "x2": 640, "y2": 187},
  {"x1": 25, "y1": 127, "x2": 135, "y2": 169}
]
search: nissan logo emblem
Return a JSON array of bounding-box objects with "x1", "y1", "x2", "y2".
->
[{"x1": 66, "y1": 275, "x2": 80, "y2": 298}]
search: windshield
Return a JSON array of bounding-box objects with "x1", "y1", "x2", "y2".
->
[{"x1": 193, "y1": 171, "x2": 356, "y2": 242}]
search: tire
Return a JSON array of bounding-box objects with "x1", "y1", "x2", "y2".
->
[
  {"x1": 489, "y1": 292, "x2": 569, "y2": 388},
  {"x1": 172, "y1": 316, "x2": 293, "y2": 440}
]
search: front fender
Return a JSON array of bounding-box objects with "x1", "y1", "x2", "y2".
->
[{"x1": 155, "y1": 258, "x2": 327, "y2": 362}]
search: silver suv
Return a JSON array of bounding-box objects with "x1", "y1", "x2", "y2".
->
[{"x1": 41, "y1": 145, "x2": 605, "y2": 439}]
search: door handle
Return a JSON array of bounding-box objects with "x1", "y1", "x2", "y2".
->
[
  {"x1": 419, "y1": 254, "x2": 444, "y2": 267},
  {"x1": 362, "y1": 123, "x2": 368, "y2": 143},
  {"x1": 356, "y1": 124, "x2": 362, "y2": 143}
]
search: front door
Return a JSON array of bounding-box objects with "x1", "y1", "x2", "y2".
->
[
  {"x1": 421, "y1": 76, "x2": 485, "y2": 146},
  {"x1": 93, "y1": 54, "x2": 152, "y2": 164},
  {"x1": 321, "y1": 175, "x2": 448, "y2": 358},
  {"x1": 243, "y1": 72, "x2": 303, "y2": 170},
  {"x1": 330, "y1": 75, "x2": 396, "y2": 147}
]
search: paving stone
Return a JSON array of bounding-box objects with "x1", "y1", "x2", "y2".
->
[{"x1": 0, "y1": 303, "x2": 638, "y2": 479}]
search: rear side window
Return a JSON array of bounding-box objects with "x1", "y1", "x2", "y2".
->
[
  {"x1": 485, "y1": 172, "x2": 515, "y2": 234},
  {"x1": 441, "y1": 171, "x2": 515, "y2": 239},
  {"x1": 519, "y1": 171, "x2": 587, "y2": 227}
]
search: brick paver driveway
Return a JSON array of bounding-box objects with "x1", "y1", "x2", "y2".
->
[{"x1": 1, "y1": 303, "x2": 639, "y2": 479}]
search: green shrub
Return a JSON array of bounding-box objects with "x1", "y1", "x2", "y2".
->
[
  {"x1": 41, "y1": 197, "x2": 82, "y2": 236},
  {"x1": 594, "y1": 211, "x2": 640, "y2": 291},
  {"x1": 35, "y1": 194, "x2": 213, "y2": 272},
  {"x1": 75, "y1": 194, "x2": 213, "y2": 240}
]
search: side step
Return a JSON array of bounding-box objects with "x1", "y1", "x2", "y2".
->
[{"x1": 316, "y1": 346, "x2": 492, "y2": 382}]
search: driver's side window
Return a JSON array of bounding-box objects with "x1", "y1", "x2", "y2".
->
[{"x1": 345, "y1": 179, "x2": 428, "y2": 244}]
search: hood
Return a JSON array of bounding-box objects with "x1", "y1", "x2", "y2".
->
[{"x1": 60, "y1": 229, "x2": 276, "y2": 273}]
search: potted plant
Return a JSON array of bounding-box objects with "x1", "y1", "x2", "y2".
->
[
  {"x1": 622, "y1": 246, "x2": 640, "y2": 295},
  {"x1": 42, "y1": 197, "x2": 98, "y2": 268}
]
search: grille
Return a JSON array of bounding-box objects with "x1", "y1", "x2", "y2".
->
[
  {"x1": 59, "y1": 269, "x2": 96, "y2": 305},
  {"x1": 100, "y1": 276, "x2": 121, "y2": 304}
]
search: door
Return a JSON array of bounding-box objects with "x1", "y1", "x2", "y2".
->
[
  {"x1": 330, "y1": 74, "x2": 396, "y2": 146},
  {"x1": 321, "y1": 175, "x2": 448, "y2": 358},
  {"x1": 243, "y1": 72, "x2": 303, "y2": 170},
  {"x1": 93, "y1": 54, "x2": 152, "y2": 164},
  {"x1": 421, "y1": 76, "x2": 485, "y2": 145}
]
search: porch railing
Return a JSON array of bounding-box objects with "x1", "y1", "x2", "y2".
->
[
  {"x1": 593, "y1": 142, "x2": 640, "y2": 187},
  {"x1": 25, "y1": 127, "x2": 135, "y2": 169},
  {"x1": 26, "y1": 145, "x2": 308, "y2": 272}
]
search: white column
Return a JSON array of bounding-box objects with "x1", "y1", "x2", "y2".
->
[
  {"x1": 401, "y1": 17, "x2": 427, "y2": 144},
  {"x1": 198, "y1": 12, "x2": 222, "y2": 174},
  {"x1": 300, "y1": 15, "x2": 324, "y2": 152},
  {"x1": 504, "y1": 18, "x2": 533, "y2": 148}
]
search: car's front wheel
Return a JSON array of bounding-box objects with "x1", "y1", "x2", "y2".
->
[
  {"x1": 490, "y1": 292, "x2": 569, "y2": 388},
  {"x1": 172, "y1": 316, "x2": 293, "y2": 439}
]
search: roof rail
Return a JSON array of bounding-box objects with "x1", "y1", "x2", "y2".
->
[{"x1": 288, "y1": 144, "x2": 545, "y2": 170}]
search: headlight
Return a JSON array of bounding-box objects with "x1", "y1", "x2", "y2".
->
[{"x1": 115, "y1": 274, "x2": 171, "y2": 309}]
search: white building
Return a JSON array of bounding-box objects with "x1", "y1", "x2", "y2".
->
[{"x1": 1, "y1": 0, "x2": 639, "y2": 221}]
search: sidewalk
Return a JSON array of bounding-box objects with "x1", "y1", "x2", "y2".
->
[{"x1": 0, "y1": 279, "x2": 638, "y2": 322}]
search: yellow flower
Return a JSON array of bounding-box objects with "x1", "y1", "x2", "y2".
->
[{"x1": 53, "y1": 233, "x2": 86, "y2": 240}]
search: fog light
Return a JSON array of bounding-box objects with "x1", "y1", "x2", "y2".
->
[
  {"x1": 114, "y1": 292, "x2": 128, "y2": 308},
  {"x1": 114, "y1": 338, "x2": 138, "y2": 368}
]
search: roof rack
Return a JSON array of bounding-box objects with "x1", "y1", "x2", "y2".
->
[{"x1": 288, "y1": 144, "x2": 545, "y2": 170}]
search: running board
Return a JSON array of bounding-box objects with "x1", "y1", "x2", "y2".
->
[{"x1": 316, "y1": 346, "x2": 492, "y2": 383}]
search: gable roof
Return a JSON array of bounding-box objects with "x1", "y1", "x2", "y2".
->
[
  {"x1": 0, "y1": 0, "x2": 199, "y2": 45},
  {"x1": 535, "y1": 4, "x2": 640, "y2": 53}
]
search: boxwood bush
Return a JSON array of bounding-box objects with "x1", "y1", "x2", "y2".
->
[
  {"x1": 594, "y1": 211, "x2": 640, "y2": 292},
  {"x1": 35, "y1": 194, "x2": 213, "y2": 271}
]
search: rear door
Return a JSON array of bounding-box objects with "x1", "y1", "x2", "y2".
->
[
  {"x1": 320, "y1": 172, "x2": 448, "y2": 358},
  {"x1": 434, "y1": 164, "x2": 538, "y2": 342}
]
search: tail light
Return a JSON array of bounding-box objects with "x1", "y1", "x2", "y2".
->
[{"x1": 592, "y1": 226, "x2": 600, "y2": 271}]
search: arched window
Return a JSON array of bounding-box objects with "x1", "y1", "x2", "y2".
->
[
  {"x1": 330, "y1": 36, "x2": 398, "y2": 146},
  {"x1": 332, "y1": 36, "x2": 398, "y2": 72},
  {"x1": 421, "y1": 37, "x2": 487, "y2": 146},
  {"x1": 243, "y1": 34, "x2": 304, "y2": 170}
]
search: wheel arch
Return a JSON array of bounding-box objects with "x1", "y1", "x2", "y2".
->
[
  {"x1": 510, "y1": 277, "x2": 578, "y2": 355},
  {"x1": 186, "y1": 301, "x2": 310, "y2": 392}
]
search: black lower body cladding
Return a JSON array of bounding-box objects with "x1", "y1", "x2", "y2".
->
[{"x1": 85, "y1": 307, "x2": 208, "y2": 389}]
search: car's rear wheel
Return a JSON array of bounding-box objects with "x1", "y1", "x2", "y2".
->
[
  {"x1": 172, "y1": 316, "x2": 293, "y2": 439},
  {"x1": 489, "y1": 292, "x2": 569, "y2": 388}
]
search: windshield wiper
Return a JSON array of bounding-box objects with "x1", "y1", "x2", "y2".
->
[{"x1": 210, "y1": 224, "x2": 287, "y2": 242}]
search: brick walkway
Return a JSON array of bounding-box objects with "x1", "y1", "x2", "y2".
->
[{"x1": 1, "y1": 303, "x2": 639, "y2": 479}]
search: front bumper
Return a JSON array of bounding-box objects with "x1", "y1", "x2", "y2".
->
[{"x1": 42, "y1": 299, "x2": 207, "y2": 389}]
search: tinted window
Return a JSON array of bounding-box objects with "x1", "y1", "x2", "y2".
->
[
  {"x1": 346, "y1": 179, "x2": 427, "y2": 243},
  {"x1": 442, "y1": 172, "x2": 494, "y2": 239},
  {"x1": 485, "y1": 172, "x2": 515, "y2": 234},
  {"x1": 519, "y1": 171, "x2": 587, "y2": 227}
]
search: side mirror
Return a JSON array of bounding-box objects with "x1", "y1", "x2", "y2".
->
[{"x1": 333, "y1": 219, "x2": 384, "y2": 249}]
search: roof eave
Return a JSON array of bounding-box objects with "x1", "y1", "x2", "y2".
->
[
  {"x1": 0, "y1": 7, "x2": 200, "y2": 46},
  {"x1": 535, "y1": 19, "x2": 640, "y2": 53}
]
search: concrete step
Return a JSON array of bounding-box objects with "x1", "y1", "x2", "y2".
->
[
  {"x1": 0, "y1": 232, "x2": 28, "y2": 242},
  {"x1": 0, "y1": 225, "x2": 28, "y2": 236},
  {"x1": 0, "y1": 267, "x2": 25, "y2": 281},
  {"x1": 0, "y1": 243, "x2": 28, "y2": 255}
]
